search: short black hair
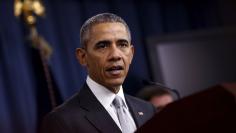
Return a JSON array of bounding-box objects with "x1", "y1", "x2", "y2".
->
[
  {"x1": 137, "y1": 80, "x2": 180, "y2": 101},
  {"x1": 136, "y1": 85, "x2": 174, "y2": 101},
  {"x1": 80, "y1": 13, "x2": 131, "y2": 48}
]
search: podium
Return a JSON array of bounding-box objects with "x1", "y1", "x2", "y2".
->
[{"x1": 136, "y1": 83, "x2": 236, "y2": 133}]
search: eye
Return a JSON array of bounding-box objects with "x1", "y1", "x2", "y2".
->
[
  {"x1": 119, "y1": 42, "x2": 128, "y2": 48},
  {"x1": 118, "y1": 40, "x2": 129, "y2": 48},
  {"x1": 95, "y1": 41, "x2": 110, "y2": 49}
]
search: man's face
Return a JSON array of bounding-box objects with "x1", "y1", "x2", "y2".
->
[{"x1": 77, "y1": 22, "x2": 134, "y2": 93}]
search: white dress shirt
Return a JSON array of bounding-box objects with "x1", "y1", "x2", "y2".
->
[{"x1": 86, "y1": 76, "x2": 137, "y2": 132}]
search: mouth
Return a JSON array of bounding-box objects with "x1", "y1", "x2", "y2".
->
[{"x1": 106, "y1": 65, "x2": 124, "y2": 76}]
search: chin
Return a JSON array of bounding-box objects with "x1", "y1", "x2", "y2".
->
[
  {"x1": 109, "y1": 82, "x2": 122, "y2": 87},
  {"x1": 114, "y1": 78, "x2": 124, "y2": 83},
  {"x1": 106, "y1": 81, "x2": 123, "y2": 88}
]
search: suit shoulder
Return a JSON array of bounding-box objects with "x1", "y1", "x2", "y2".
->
[
  {"x1": 49, "y1": 92, "x2": 85, "y2": 115},
  {"x1": 40, "y1": 92, "x2": 88, "y2": 133}
]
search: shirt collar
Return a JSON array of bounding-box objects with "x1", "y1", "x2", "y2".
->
[{"x1": 86, "y1": 76, "x2": 127, "y2": 109}]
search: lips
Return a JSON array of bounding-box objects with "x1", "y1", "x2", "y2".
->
[{"x1": 106, "y1": 65, "x2": 124, "y2": 76}]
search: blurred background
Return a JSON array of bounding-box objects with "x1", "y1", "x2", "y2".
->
[{"x1": 1, "y1": 0, "x2": 236, "y2": 133}]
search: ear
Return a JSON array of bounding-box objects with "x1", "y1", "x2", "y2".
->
[
  {"x1": 129, "y1": 45, "x2": 134, "y2": 64},
  {"x1": 76, "y1": 48, "x2": 87, "y2": 66}
]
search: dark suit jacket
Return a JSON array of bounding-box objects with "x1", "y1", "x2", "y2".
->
[{"x1": 40, "y1": 84, "x2": 156, "y2": 133}]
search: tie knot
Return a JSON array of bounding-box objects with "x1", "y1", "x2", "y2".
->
[{"x1": 113, "y1": 96, "x2": 124, "y2": 108}]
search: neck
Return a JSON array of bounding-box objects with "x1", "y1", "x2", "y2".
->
[
  {"x1": 87, "y1": 76, "x2": 122, "y2": 94},
  {"x1": 109, "y1": 87, "x2": 120, "y2": 94}
]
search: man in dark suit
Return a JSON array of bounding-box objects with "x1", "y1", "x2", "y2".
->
[{"x1": 41, "y1": 13, "x2": 156, "y2": 133}]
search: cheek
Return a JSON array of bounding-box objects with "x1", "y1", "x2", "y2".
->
[
  {"x1": 126, "y1": 49, "x2": 134, "y2": 62},
  {"x1": 87, "y1": 56, "x2": 104, "y2": 71},
  {"x1": 126, "y1": 53, "x2": 133, "y2": 65},
  {"x1": 129, "y1": 57, "x2": 132, "y2": 64}
]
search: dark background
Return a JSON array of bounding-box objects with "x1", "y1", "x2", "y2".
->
[{"x1": 0, "y1": 0, "x2": 236, "y2": 133}]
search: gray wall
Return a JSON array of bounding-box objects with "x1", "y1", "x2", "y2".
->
[{"x1": 148, "y1": 28, "x2": 236, "y2": 97}]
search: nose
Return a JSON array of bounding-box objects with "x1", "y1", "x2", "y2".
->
[{"x1": 108, "y1": 44, "x2": 121, "y2": 62}]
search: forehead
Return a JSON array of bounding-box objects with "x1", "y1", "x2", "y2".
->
[
  {"x1": 91, "y1": 22, "x2": 126, "y2": 30},
  {"x1": 89, "y1": 22, "x2": 129, "y2": 40},
  {"x1": 154, "y1": 95, "x2": 173, "y2": 103}
]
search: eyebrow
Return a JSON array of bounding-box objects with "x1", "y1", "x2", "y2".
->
[
  {"x1": 117, "y1": 39, "x2": 129, "y2": 44},
  {"x1": 95, "y1": 39, "x2": 129, "y2": 45},
  {"x1": 95, "y1": 40, "x2": 111, "y2": 45},
  {"x1": 94, "y1": 38, "x2": 130, "y2": 48}
]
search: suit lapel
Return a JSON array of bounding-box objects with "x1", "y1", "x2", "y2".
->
[
  {"x1": 125, "y1": 95, "x2": 145, "y2": 128},
  {"x1": 78, "y1": 84, "x2": 121, "y2": 133},
  {"x1": 86, "y1": 111, "x2": 121, "y2": 133}
]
